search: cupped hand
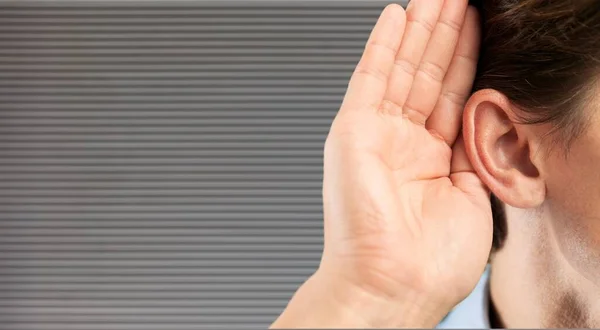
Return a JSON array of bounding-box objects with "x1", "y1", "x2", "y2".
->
[{"x1": 273, "y1": 0, "x2": 493, "y2": 328}]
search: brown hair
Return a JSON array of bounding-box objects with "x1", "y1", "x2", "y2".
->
[{"x1": 468, "y1": 0, "x2": 600, "y2": 250}]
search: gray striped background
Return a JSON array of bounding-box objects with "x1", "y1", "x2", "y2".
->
[{"x1": 0, "y1": 1, "x2": 407, "y2": 329}]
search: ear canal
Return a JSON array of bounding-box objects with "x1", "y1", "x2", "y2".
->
[{"x1": 463, "y1": 89, "x2": 546, "y2": 209}]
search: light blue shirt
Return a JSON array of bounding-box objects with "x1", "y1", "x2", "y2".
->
[{"x1": 436, "y1": 266, "x2": 491, "y2": 329}]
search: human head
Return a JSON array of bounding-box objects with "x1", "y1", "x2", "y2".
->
[
  {"x1": 463, "y1": 0, "x2": 600, "y2": 326},
  {"x1": 464, "y1": 0, "x2": 600, "y2": 255}
]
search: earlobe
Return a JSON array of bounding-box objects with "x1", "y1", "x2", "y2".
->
[{"x1": 462, "y1": 89, "x2": 546, "y2": 209}]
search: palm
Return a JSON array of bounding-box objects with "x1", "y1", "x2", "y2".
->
[
  {"x1": 321, "y1": 1, "x2": 493, "y2": 314},
  {"x1": 325, "y1": 108, "x2": 492, "y2": 303}
]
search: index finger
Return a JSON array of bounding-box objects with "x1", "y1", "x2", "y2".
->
[{"x1": 340, "y1": 4, "x2": 406, "y2": 112}]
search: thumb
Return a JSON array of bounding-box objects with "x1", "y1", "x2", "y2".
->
[{"x1": 449, "y1": 135, "x2": 491, "y2": 209}]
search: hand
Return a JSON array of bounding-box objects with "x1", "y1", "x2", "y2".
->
[{"x1": 272, "y1": 0, "x2": 492, "y2": 328}]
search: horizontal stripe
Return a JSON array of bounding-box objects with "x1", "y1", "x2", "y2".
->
[{"x1": 0, "y1": 0, "x2": 395, "y2": 327}]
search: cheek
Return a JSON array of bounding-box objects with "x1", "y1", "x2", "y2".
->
[{"x1": 543, "y1": 145, "x2": 600, "y2": 282}]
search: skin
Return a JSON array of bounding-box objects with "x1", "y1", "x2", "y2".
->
[
  {"x1": 273, "y1": 0, "x2": 600, "y2": 328},
  {"x1": 462, "y1": 88, "x2": 600, "y2": 327},
  {"x1": 271, "y1": 0, "x2": 491, "y2": 328}
]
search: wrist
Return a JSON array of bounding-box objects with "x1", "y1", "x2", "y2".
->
[
  {"x1": 324, "y1": 270, "x2": 448, "y2": 328},
  {"x1": 271, "y1": 269, "x2": 449, "y2": 328}
]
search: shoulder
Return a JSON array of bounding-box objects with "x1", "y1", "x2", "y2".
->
[{"x1": 436, "y1": 266, "x2": 491, "y2": 329}]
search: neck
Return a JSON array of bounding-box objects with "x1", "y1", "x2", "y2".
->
[{"x1": 489, "y1": 206, "x2": 600, "y2": 328}]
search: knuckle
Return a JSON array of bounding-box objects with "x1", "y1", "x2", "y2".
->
[
  {"x1": 418, "y1": 61, "x2": 446, "y2": 84},
  {"x1": 454, "y1": 53, "x2": 478, "y2": 65},
  {"x1": 403, "y1": 105, "x2": 428, "y2": 125},
  {"x1": 442, "y1": 90, "x2": 468, "y2": 107},
  {"x1": 438, "y1": 18, "x2": 463, "y2": 34},
  {"x1": 366, "y1": 40, "x2": 398, "y2": 57},
  {"x1": 353, "y1": 63, "x2": 388, "y2": 84},
  {"x1": 379, "y1": 99, "x2": 404, "y2": 116},
  {"x1": 408, "y1": 16, "x2": 436, "y2": 34},
  {"x1": 394, "y1": 58, "x2": 419, "y2": 77}
]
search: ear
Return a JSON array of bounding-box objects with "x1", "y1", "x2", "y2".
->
[{"x1": 462, "y1": 89, "x2": 546, "y2": 209}]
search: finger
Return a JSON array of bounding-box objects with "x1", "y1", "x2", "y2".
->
[
  {"x1": 402, "y1": 0, "x2": 469, "y2": 124},
  {"x1": 382, "y1": 0, "x2": 443, "y2": 116},
  {"x1": 341, "y1": 4, "x2": 406, "y2": 112},
  {"x1": 450, "y1": 136, "x2": 491, "y2": 206},
  {"x1": 426, "y1": 6, "x2": 481, "y2": 145}
]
